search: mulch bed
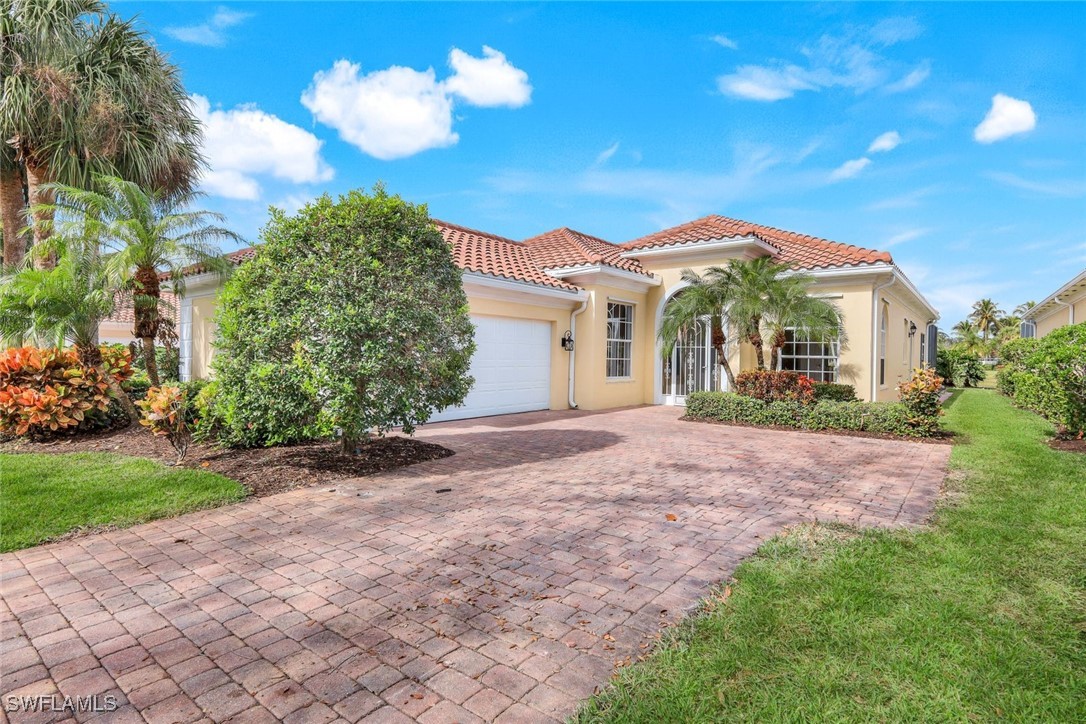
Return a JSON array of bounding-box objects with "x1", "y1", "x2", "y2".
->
[
  {"x1": 1048, "y1": 437, "x2": 1086, "y2": 454},
  {"x1": 683, "y1": 416, "x2": 956, "y2": 445},
  {"x1": 0, "y1": 425, "x2": 454, "y2": 498}
]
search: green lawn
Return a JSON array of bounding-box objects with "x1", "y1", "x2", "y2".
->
[
  {"x1": 577, "y1": 389, "x2": 1086, "y2": 722},
  {"x1": 0, "y1": 453, "x2": 246, "y2": 552}
]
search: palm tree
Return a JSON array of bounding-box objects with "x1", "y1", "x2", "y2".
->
[
  {"x1": 1014, "y1": 301, "x2": 1036, "y2": 317},
  {"x1": 1, "y1": 0, "x2": 202, "y2": 268},
  {"x1": 762, "y1": 280, "x2": 845, "y2": 372},
  {"x1": 659, "y1": 268, "x2": 739, "y2": 390},
  {"x1": 0, "y1": 231, "x2": 138, "y2": 421},
  {"x1": 1, "y1": 146, "x2": 28, "y2": 267},
  {"x1": 969, "y1": 298, "x2": 1003, "y2": 342},
  {"x1": 36, "y1": 176, "x2": 238, "y2": 384},
  {"x1": 726, "y1": 257, "x2": 802, "y2": 370},
  {"x1": 951, "y1": 320, "x2": 983, "y2": 355}
]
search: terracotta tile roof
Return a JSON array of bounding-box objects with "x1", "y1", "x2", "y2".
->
[
  {"x1": 104, "y1": 290, "x2": 178, "y2": 326},
  {"x1": 622, "y1": 214, "x2": 893, "y2": 270},
  {"x1": 171, "y1": 223, "x2": 580, "y2": 292},
  {"x1": 522, "y1": 228, "x2": 653, "y2": 277},
  {"x1": 435, "y1": 220, "x2": 581, "y2": 291}
]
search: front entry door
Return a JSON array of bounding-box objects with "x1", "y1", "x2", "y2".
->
[{"x1": 662, "y1": 321, "x2": 718, "y2": 405}]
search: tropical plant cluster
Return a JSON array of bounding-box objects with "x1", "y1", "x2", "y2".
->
[
  {"x1": 936, "y1": 348, "x2": 985, "y2": 387},
  {"x1": 0, "y1": 344, "x2": 133, "y2": 437},
  {"x1": 200, "y1": 188, "x2": 476, "y2": 453},
  {"x1": 659, "y1": 258, "x2": 844, "y2": 390},
  {"x1": 137, "y1": 385, "x2": 191, "y2": 462},
  {"x1": 688, "y1": 368, "x2": 943, "y2": 438},
  {"x1": 734, "y1": 370, "x2": 815, "y2": 403},
  {"x1": 996, "y1": 323, "x2": 1086, "y2": 437}
]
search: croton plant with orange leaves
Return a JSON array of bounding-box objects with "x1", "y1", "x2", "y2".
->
[{"x1": 0, "y1": 345, "x2": 133, "y2": 437}]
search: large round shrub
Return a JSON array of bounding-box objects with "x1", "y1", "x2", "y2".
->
[
  {"x1": 209, "y1": 187, "x2": 476, "y2": 452},
  {"x1": 1004, "y1": 324, "x2": 1085, "y2": 436}
]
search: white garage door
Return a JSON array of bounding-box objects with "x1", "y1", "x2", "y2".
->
[{"x1": 430, "y1": 316, "x2": 552, "y2": 422}]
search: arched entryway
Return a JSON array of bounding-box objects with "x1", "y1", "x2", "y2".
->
[{"x1": 655, "y1": 288, "x2": 727, "y2": 405}]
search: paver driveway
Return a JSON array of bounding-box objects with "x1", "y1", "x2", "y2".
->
[{"x1": 1, "y1": 406, "x2": 949, "y2": 723}]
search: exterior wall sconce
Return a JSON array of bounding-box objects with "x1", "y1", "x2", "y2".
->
[
  {"x1": 908, "y1": 322, "x2": 918, "y2": 338},
  {"x1": 560, "y1": 330, "x2": 574, "y2": 351}
]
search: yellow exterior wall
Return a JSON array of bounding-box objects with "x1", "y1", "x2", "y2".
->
[
  {"x1": 568, "y1": 283, "x2": 650, "y2": 410},
  {"x1": 874, "y1": 287, "x2": 933, "y2": 401},
  {"x1": 1034, "y1": 294, "x2": 1083, "y2": 337}
]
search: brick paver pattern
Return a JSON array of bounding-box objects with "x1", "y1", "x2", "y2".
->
[{"x1": 1, "y1": 406, "x2": 949, "y2": 723}]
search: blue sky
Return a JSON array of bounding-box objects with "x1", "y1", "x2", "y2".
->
[{"x1": 125, "y1": 1, "x2": 1085, "y2": 324}]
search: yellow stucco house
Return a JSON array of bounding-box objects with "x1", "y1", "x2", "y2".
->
[
  {"x1": 177, "y1": 214, "x2": 938, "y2": 421},
  {"x1": 1022, "y1": 268, "x2": 1085, "y2": 338}
]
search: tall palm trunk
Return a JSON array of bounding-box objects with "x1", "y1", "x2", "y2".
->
[
  {"x1": 24, "y1": 159, "x2": 56, "y2": 269},
  {"x1": 710, "y1": 317, "x2": 737, "y2": 390},
  {"x1": 75, "y1": 342, "x2": 139, "y2": 423},
  {"x1": 748, "y1": 315, "x2": 766, "y2": 370},
  {"x1": 769, "y1": 329, "x2": 787, "y2": 371},
  {"x1": 1, "y1": 166, "x2": 28, "y2": 268},
  {"x1": 133, "y1": 265, "x2": 162, "y2": 385}
]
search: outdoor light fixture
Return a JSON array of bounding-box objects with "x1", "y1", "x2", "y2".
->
[
  {"x1": 561, "y1": 330, "x2": 574, "y2": 351},
  {"x1": 908, "y1": 322, "x2": 918, "y2": 337}
]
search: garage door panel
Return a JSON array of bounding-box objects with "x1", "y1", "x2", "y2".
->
[{"x1": 429, "y1": 315, "x2": 552, "y2": 422}]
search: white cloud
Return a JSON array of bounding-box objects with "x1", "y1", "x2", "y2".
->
[
  {"x1": 870, "y1": 17, "x2": 924, "y2": 45},
  {"x1": 710, "y1": 34, "x2": 738, "y2": 50},
  {"x1": 986, "y1": 171, "x2": 1086, "y2": 198},
  {"x1": 189, "y1": 95, "x2": 333, "y2": 201},
  {"x1": 866, "y1": 185, "x2": 940, "y2": 210},
  {"x1": 885, "y1": 228, "x2": 932, "y2": 247},
  {"x1": 443, "y1": 46, "x2": 532, "y2": 107},
  {"x1": 885, "y1": 63, "x2": 931, "y2": 93},
  {"x1": 164, "y1": 6, "x2": 251, "y2": 47},
  {"x1": 302, "y1": 47, "x2": 530, "y2": 160},
  {"x1": 717, "y1": 25, "x2": 929, "y2": 102},
  {"x1": 595, "y1": 142, "x2": 620, "y2": 166},
  {"x1": 302, "y1": 61, "x2": 457, "y2": 161},
  {"x1": 718, "y1": 64, "x2": 816, "y2": 101},
  {"x1": 829, "y1": 157, "x2": 871, "y2": 181},
  {"x1": 868, "y1": 131, "x2": 902, "y2": 154},
  {"x1": 974, "y1": 94, "x2": 1036, "y2": 143}
]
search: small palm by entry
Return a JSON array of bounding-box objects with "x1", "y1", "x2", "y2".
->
[{"x1": 33, "y1": 176, "x2": 239, "y2": 384}]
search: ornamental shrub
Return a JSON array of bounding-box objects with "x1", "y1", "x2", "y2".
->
[
  {"x1": 208, "y1": 187, "x2": 476, "y2": 452},
  {"x1": 0, "y1": 347, "x2": 112, "y2": 437},
  {"x1": 137, "y1": 386, "x2": 191, "y2": 462},
  {"x1": 936, "y1": 348, "x2": 983, "y2": 387},
  {"x1": 996, "y1": 338, "x2": 1040, "y2": 396},
  {"x1": 897, "y1": 367, "x2": 944, "y2": 437},
  {"x1": 812, "y1": 382, "x2": 857, "y2": 402},
  {"x1": 734, "y1": 370, "x2": 815, "y2": 403},
  {"x1": 686, "y1": 391, "x2": 938, "y2": 438},
  {"x1": 99, "y1": 344, "x2": 135, "y2": 383},
  {"x1": 1002, "y1": 324, "x2": 1085, "y2": 436}
]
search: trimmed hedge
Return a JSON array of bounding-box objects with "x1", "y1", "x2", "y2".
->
[
  {"x1": 997, "y1": 324, "x2": 1085, "y2": 436},
  {"x1": 812, "y1": 382, "x2": 857, "y2": 402},
  {"x1": 686, "y1": 391, "x2": 934, "y2": 438},
  {"x1": 734, "y1": 370, "x2": 814, "y2": 403}
]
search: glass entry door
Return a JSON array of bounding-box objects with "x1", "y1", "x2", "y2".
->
[{"x1": 661, "y1": 321, "x2": 718, "y2": 404}]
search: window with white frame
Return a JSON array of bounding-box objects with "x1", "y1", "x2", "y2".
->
[
  {"x1": 606, "y1": 302, "x2": 634, "y2": 379},
  {"x1": 780, "y1": 328, "x2": 840, "y2": 382}
]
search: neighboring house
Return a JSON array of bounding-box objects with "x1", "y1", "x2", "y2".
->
[
  {"x1": 177, "y1": 214, "x2": 938, "y2": 421},
  {"x1": 99, "y1": 290, "x2": 178, "y2": 345},
  {"x1": 1021, "y1": 268, "x2": 1086, "y2": 338}
]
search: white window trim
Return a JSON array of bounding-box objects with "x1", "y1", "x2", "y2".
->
[
  {"x1": 879, "y1": 301, "x2": 889, "y2": 389},
  {"x1": 606, "y1": 301, "x2": 635, "y2": 380}
]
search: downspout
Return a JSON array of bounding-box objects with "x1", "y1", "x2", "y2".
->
[
  {"x1": 871, "y1": 272, "x2": 897, "y2": 402},
  {"x1": 568, "y1": 298, "x2": 589, "y2": 409},
  {"x1": 1054, "y1": 295, "x2": 1074, "y2": 326}
]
